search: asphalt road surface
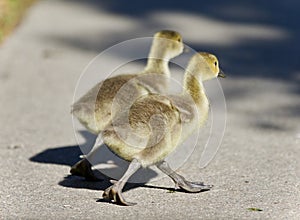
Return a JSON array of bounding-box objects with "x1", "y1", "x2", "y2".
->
[{"x1": 0, "y1": 0, "x2": 299, "y2": 219}]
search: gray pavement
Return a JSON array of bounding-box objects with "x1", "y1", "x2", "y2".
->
[{"x1": 0, "y1": 0, "x2": 299, "y2": 219}]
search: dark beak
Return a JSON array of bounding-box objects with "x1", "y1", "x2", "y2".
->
[{"x1": 218, "y1": 69, "x2": 226, "y2": 78}]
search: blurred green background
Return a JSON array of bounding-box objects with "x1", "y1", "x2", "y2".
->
[{"x1": 0, "y1": 0, "x2": 36, "y2": 43}]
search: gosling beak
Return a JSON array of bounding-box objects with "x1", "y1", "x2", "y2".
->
[{"x1": 218, "y1": 69, "x2": 226, "y2": 78}]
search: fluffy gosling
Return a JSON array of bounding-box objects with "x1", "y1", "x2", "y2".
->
[
  {"x1": 71, "y1": 30, "x2": 184, "y2": 180},
  {"x1": 100, "y1": 52, "x2": 225, "y2": 205}
]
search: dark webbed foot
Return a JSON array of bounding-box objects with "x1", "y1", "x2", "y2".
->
[
  {"x1": 175, "y1": 179, "x2": 213, "y2": 192},
  {"x1": 70, "y1": 158, "x2": 99, "y2": 181},
  {"x1": 156, "y1": 160, "x2": 213, "y2": 193},
  {"x1": 102, "y1": 159, "x2": 141, "y2": 206},
  {"x1": 103, "y1": 185, "x2": 136, "y2": 206}
]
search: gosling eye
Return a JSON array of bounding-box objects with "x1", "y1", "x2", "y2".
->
[
  {"x1": 214, "y1": 61, "x2": 217, "y2": 67},
  {"x1": 177, "y1": 38, "x2": 182, "y2": 42}
]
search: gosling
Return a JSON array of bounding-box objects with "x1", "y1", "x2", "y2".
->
[
  {"x1": 71, "y1": 30, "x2": 184, "y2": 179},
  {"x1": 100, "y1": 52, "x2": 225, "y2": 205}
]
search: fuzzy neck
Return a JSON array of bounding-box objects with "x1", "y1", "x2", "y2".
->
[
  {"x1": 183, "y1": 73, "x2": 209, "y2": 125},
  {"x1": 143, "y1": 58, "x2": 170, "y2": 75},
  {"x1": 142, "y1": 42, "x2": 170, "y2": 76}
]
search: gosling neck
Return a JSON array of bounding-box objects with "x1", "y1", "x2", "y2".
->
[
  {"x1": 183, "y1": 72, "x2": 209, "y2": 124},
  {"x1": 142, "y1": 44, "x2": 170, "y2": 76},
  {"x1": 143, "y1": 58, "x2": 170, "y2": 75}
]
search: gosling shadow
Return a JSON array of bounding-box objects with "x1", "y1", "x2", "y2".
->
[
  {"x1": 59, "y1": 175, "x2": 210, "y2": 205},
  {"x1": 30, "y1": 130, "x2": 158, "y2": 193},
  {"x1": 95, "y1": 184, "x2": 211, "y2": 205},
  {"x1": 29, "y1": 131, "x2": 95, "y2": 166},
  {"x1": 59, "y1": 174, "x2": 174, "y2": 192},
  {"x1": 29, "y1": 145, "x2": 82, "y2": 166}
]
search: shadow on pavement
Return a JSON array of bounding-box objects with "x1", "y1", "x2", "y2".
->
[
  {"x1": 59, "y1": 174, "x2": 174, "y2": 192},
  {"x1": 29, "y1": 145, "x2": 82, "y2": 166},
  {"x1": 58, "y1": 0, "x2": 300, "y2": 81},
  {"x1": 59, "y1": 174, "x2": 207, "y2": 205},
  {"x1": 29, "y1": 131, "x2": 159, "y2": 194},
  {"x1": 29, "y1": 131, "x2": 94, "y2": 166}
]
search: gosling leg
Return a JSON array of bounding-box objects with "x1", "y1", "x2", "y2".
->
[
  {"x1": 156, "y1": 160, "x2": 212, "y2": 192},
  {"x1": 70, "y1": 134, "x2": 103, "y2": 180},
  {"x1": 103, "y1": 159, "x2": 141, "y2": 206}
]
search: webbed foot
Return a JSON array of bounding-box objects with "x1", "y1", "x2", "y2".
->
[
  {"x1": 70, "y1": 158, "x2": 99, "y2": 181},
  {"x1": 176, "y1": 179, "x2": 213, "y2": 193},
  {"x1": 102, "y1": 185, "x2": 136, "y2": 206},
  {"x1": 156, "y1": 161, "x2": 212, "y2": 193}
]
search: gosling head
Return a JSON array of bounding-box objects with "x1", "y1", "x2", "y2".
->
[
  {"x1": 189, "y1": 52, "x2": 226, "y2": 81},
  {"x1": 152, "y1": 30, "x2": 184, "y2": 59}
]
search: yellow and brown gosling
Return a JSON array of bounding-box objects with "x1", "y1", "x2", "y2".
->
[
  {"x1": 99, "y1": 52, "x2": 225, "y2": 205},
  {"x1": 70, "y1": 30, "x2": 184, "y2": 180}
]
